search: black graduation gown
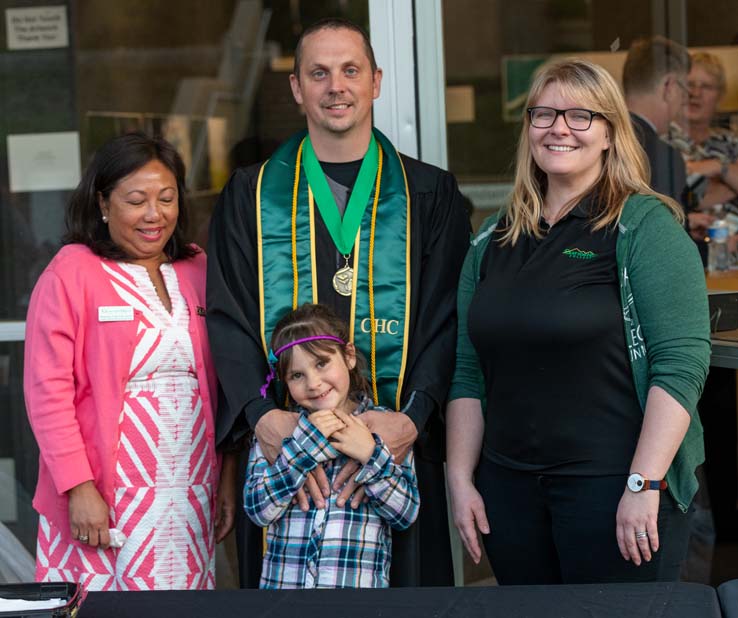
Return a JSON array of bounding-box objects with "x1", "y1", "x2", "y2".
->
[{"x1": 206, "y1": 152, "x2": 470, "y2": 587}]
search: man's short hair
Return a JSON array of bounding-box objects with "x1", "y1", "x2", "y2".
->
[
  {"x1": 293, "y1": 17, "x2": 377, "y2": 79},
  {"x1": 622, "y1": 35, "x2": 691, "y2": 96}
]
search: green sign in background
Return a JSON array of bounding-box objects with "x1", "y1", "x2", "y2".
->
[{"x1": 501, "y1": 56, "x2": 548, "y2": 122}]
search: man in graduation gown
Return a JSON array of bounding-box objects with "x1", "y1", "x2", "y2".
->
[{"x1": 207, "y1": 17, "x2": 470, "y2": 587}]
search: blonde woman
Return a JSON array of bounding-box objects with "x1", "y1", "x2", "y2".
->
[
  {"x1": 447, "y1": 59, "x2": 710, "y2": 584},
  {"x1": 672, "y1": 51, "x2": 738, "y2": 210}
]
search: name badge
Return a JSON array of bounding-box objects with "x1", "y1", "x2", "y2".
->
[{"x1": 98, "y1": 306, "x2": 134, "y2": 322}]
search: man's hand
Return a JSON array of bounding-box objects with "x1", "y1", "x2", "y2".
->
[
  {"x1": 361, "y1": 410, "x2": 418, "y2": 462},
  {"x1": 333, "y1": 460, "x2": 365, "y2": 508},
  {"x1": 254, "y1": 408, "x2": 300, "y2": 463},
  {"x1": 68, "y1": 480, "x2": 110, "y2": 549},
  {"x1": 215, "y1": 452, "x2": 237, "y2": 543},
  {"x1": 333, "y1": 410, "x2": 418, "y2": 508},
  {"x1": 255, "y1": 408, "x2": 330, "y2": 509}
]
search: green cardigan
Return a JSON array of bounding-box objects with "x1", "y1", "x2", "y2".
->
[{"x1": 450, "y1": 194, "x2": 711, "y2": 511}]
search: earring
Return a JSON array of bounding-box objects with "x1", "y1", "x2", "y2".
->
[{"x1": 102, "y1": 215, "x2": 109, "y2": 223}]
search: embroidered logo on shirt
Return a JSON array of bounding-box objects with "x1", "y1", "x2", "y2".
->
[{"x1": 562, "y1": 248, "x2": 597, "y2": 260}]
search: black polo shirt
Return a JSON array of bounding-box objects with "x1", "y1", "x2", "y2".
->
[{"x1": 468, "y1": 196, "x2": 643, "y2": 475}]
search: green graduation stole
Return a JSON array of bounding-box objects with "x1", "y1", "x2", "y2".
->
[{"x1": 255, "y1": 128, "x2": 411, "y2": 410}]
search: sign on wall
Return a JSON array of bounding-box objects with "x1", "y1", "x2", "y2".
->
[
  {"x1": 7, "y1": 132, "x2": 81, "y2": 193},
  {"x1": 5, "y1": 5, "x2": 69, "y2": 50}
]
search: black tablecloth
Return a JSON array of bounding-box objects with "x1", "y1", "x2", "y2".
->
[{"x1": 79, "y1": 582, "x2": 722, "y2": 618}]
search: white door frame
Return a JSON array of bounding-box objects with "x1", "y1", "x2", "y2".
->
[
  {"x1": 369, "y1": 0, "x2": 448, "y2": 169},
  {"x1": 369, "y1": 0, "x2": 419, "y2": 158},
  {"x1": 369, "y1": 0, "x2": 464, "y2": 588}
]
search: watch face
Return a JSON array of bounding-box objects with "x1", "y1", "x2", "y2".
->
[{"x1": 627, "y1": 474, "x2": 645, "y2": 492}]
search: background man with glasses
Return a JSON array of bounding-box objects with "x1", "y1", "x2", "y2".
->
[{"x1": 623, "y1": 36, "x2": 712, "y2": 249}]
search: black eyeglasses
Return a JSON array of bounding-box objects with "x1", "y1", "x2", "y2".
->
[{"x1": 527, "y1": 106, "x2": 603, "y2": 131}]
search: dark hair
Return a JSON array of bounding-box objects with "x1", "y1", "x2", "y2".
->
[
  {"x1": 271, "y1": 303, "x2": 369, "y2": 403},
  {"x1": 63, "y1": 131, "x2": 197, "y2": 261},
  {"x1": 622, "y1": 35, "x2": 691, "y2": 96},
  {"x1": 293, "y1": 17, "x2": 377, "y2": 79}
]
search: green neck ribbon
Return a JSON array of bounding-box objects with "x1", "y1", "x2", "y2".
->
[{"x1": 301, "y1": 134, "x2": 378, "y2": 256}]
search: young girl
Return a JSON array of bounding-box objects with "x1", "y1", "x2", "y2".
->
[{"x1": 244, "y1": 303, "x2": 419, "y2": 589}]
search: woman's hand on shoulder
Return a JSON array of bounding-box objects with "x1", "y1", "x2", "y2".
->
[
  {"x1": 67, "y1": 480, "x2": 111, "y2": 549},
  {"x1": 447, "y1": 478, "x2": 490, "y2": 565}
]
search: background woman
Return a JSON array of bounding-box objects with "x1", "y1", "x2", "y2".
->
[
  {"x1": 671, "y1": 51, "x2": 738, "y2": 211},
  {"x1": 24, "y1": 132, "x2": 223, "y2": 590},
  {"x1": 447, "y1": 60, "x2": 710, "y2": 584}
]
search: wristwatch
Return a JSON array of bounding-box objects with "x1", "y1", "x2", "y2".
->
[{"x1": 627, "y1": 472, "x2": 667, "y2": 492}]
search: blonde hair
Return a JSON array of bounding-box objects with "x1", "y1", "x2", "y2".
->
[
  {"x1": 690, "y1": 51, "x2": 726, "y2": 97},
  {"x1": 502, "y1": 59, "x2": 683, "y2": 245}
]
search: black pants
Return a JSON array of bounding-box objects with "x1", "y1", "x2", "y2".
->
[{"x1": 476, "y1": 458, "x2": 692, "y2": 585}]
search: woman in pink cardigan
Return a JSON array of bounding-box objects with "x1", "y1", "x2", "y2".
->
[{"x1": 24, "y1": 132, "x2": 227, "y2": 591}]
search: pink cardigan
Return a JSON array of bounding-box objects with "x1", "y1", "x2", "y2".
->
[{"x1": 24, "y1": 244, "x2": 218, "y2": 542}]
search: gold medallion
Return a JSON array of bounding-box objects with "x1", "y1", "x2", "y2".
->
[{"x1": 332, "y1": 264, "x2": 353, "y2": 297}]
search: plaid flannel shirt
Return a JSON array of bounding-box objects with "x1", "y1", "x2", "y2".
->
[{"x1": 243, "y1": 399, "x2": 419, "y2": 588}]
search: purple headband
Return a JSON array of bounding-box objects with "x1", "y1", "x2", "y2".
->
[{"x1": 260, "y1": 335, "x2": 346, "y2": 398}]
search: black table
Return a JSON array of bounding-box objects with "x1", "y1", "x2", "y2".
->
[{"x1": 79, "y1": 582, "x2": 722, "y2": 618}]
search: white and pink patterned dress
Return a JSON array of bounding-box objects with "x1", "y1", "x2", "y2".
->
[{"x1": 36, "y1": 262, "x2": 216, "y2": 590}]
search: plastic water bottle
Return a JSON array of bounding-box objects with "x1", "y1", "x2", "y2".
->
[{"x1": 708, "y1": 218, "x2": 730, "y2": 272}]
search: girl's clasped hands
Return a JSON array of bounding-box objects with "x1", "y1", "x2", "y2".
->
[{"x1": 309, "y1": 408, "x2": 376, "y2": 465}]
